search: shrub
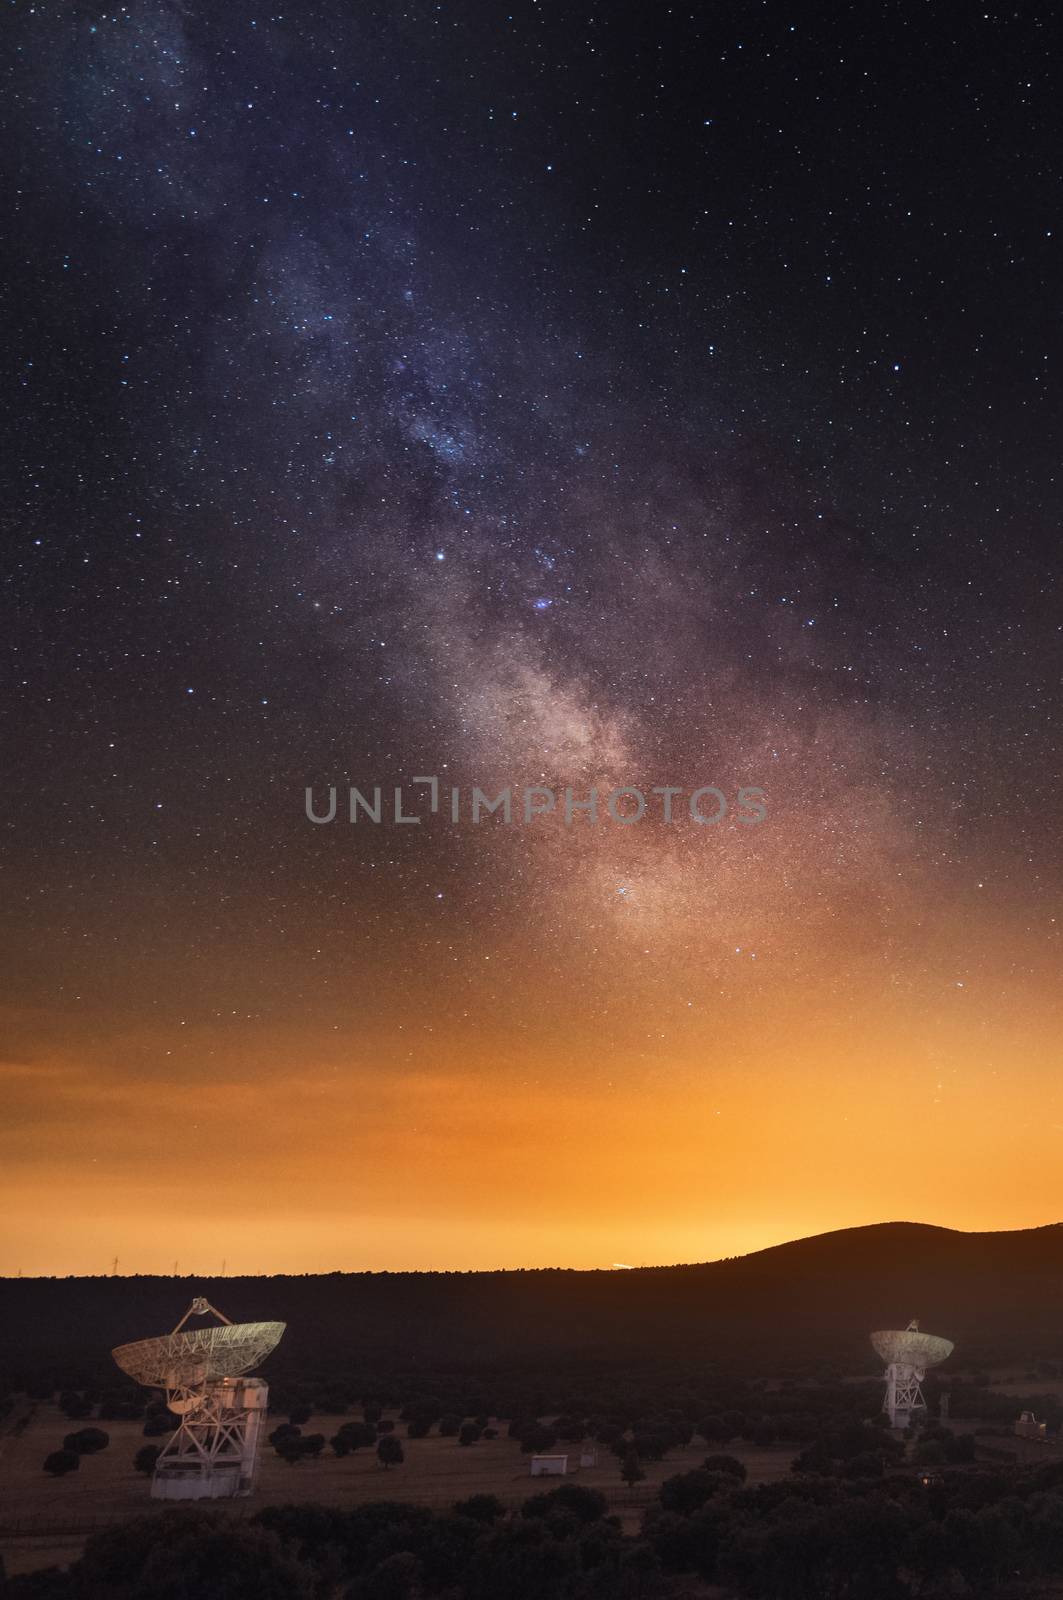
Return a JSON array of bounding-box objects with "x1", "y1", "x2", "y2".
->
[
  {"x1": 143, "y1": 1404, "x2": 174, "y2": 1437},
  {"x1": 333, "y1": 1420, "x2": 377, "y2": 1452},
  {"x1": 134, "y1": 1445, "x2": 161, "y2": 1476},
  {"x1": 277, "y1": 1433, "x2": 325, "y2": 1464},
  {"x1": 63, "y1": 1427, "x2": 109, "y2": 1455},
  {"x1": 660, "y1": 1469, "x2": 718, "y2": 1516},
  {"x1": 522, "y1": 1483, "x2": 608, "y2": 1523},
  {"x1": 454, "y1": 1493, "x2": 505, "y2": 1523}
]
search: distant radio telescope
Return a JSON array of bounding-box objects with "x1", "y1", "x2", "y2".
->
[
  {"x1": 871, "y1": 1319, "x2": 954, "y2": 1429},
  {"x1": 113, "y1": 1297, "x2": 284, "y2": 1500}
]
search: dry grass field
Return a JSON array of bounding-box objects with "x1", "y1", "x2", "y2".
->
[
  {"x1": 986, "y1": 1370, "x2": 1063, "y2": 1400},
  {"x1": 0, "y1": 1403, "x2": 797, "y2": 1577}
]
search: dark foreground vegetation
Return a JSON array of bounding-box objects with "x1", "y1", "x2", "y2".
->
[{"x1": 7, "y1": 1440, "x2": 1063, "y2": 1600}]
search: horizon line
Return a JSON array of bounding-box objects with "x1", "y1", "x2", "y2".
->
[{"x1": 4, "y1": 1216, "x2": 1062, "y2": 1282}]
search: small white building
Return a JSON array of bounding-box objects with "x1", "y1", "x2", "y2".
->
[
  {"x1": 1016, "y1": 1411, "x2": 1047, "y2": 1440},
  {"x1": 530, "y1": 1454, "x2": 568, "y2": 1476}
]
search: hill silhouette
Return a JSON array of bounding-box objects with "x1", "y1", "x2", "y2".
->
[{"x1": 3, "y1": 1221, "x2": 1062, "y2": 1392}]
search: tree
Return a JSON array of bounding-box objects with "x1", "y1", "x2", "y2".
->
[
  {"x1": 44, "y1": 1449, "x2": 80, "y2": 1476},
  {"x1": 98, "y1": 1392, "x2": 145, "y2": 1422},
  {"x1": 378, "y1": 1434, "x2": 405, "y2": 1470},
  {"x1": 459, "y1": 1422, "x2": 482, "y2": 1446},
  {"x1": 632, "y1": 1428, "x2": 674, "y2": 1462},
  {"x1": 134, "y1": 1444, "x2": 161, "y2": 1476},
  {"x1": 333, "y1": 1419, "x2": 377, "y2": 1453},
  {"x1": 553, "y1": 1414, "x2": 587, "y2": 1441},
  {"x1": 519, "y1": 1424, "x2": 558, "y2": 1454},
  {"x1": 351, "y1": 1550, "x2": 420, "y2": 1600},
  {"x1": 277, "y1": 1433, "x2": 325, "y2": 1465},
  {"x1": 621, "y1": 1452, "x2": 646, "y2": 1490},
  {"x1": 660, "y1": 1469, "x2": 717, "y2": 1515},
  {"x1": 943, "y1": 1506, "x2": 1023, "y2": 1595},
  {"x1": 276, "y1": 1436, "x2": 307, "y2": 1465},
  {"x1": 63, "y1": 1427, "x2": 109, "y2": 1455},
  {"x1": 704, "y1": 1454, "x2": 747, "y2": 1481},
  {"x1": 843, "y1": 1450, "x2": 884, "y2": 1479},
  {"x1": 76, "y1": 1511, "x2": 315, "y2": 1598},
  {"x1": 522, "y1": 1483, "x2": 608, "y2": 1523},
  {"x1": 793, "y1": 1441, "x2": 834, "y2": 1475},
  {"x1": 438, "y1": 1413, "x2": 463, "y2": 1437},
  {"x1": 143, "y1": 1402, "x2": 174, "y2": 1437},
  {"x1": 454, "y1": 1493, "x2": 505, "y2": 1523},
  {"x1": 619, "y1": 1541, "x2": 663, "y2": 1594}
]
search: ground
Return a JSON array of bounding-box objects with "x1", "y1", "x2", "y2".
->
[{"x1": 0, "y1": 1403, "x2": 796, "y2": 1577}]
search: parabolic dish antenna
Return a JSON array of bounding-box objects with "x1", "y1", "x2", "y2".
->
[
  {"x1": 112, "y1": 1298, "x2": 284, "y2": 1389},
  {"x1": 871, "y1": 1326, "x2": 954, "y2": 1369}
]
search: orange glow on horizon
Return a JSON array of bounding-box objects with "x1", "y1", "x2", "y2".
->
[{"x1": 4, "y1": 897, "x2": 1062, "y2": 1277}]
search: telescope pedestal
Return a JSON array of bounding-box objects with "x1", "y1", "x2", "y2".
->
[
  {"x1": 152, "y1": 1377, "x2": 270, "y2": 1500},
  {"x1": 883, "y1": 1362, "x2": 927, "y2": 1430}
]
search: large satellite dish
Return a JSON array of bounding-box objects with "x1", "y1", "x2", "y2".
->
[
  {"x1": 871, "y1": 1325, "x2": 954, "y2": 1370},
  {"x1": 113, "y1": 1319, "x2": 285, "y2": 1388},
  {"x1": 114, "y1": 1324, "x2": 284, "y2": 1388}
]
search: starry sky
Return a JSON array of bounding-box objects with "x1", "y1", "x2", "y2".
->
[{"x1": 2, "y1": 2, "x2": 1062, "y2": 1276}]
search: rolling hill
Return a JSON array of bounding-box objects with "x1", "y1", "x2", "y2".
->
[{"x1": 2, "y1": 1221, "x2": 1061, "y2": 1393}]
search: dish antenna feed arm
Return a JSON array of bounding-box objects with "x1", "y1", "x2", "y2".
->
[{"x1": 173, "y1": 1297, "x2": 233, "y2": 1331}]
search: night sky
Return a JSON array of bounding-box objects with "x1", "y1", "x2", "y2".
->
[{"x1": 3, "y1": 2, "x2": 1061, "y2": 1275}]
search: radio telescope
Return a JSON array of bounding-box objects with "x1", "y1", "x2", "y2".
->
[
  {"x1": 871, "y1": 1319, "x2": 953, "y2": 1429},
  {"x1": 113, "y1": 1297, "x2": 285, "y2": 1499}
]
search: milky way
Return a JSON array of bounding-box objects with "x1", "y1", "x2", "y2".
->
[{"x1": 2, "y1": 3, "x2": 1061, "y2": 1272}]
